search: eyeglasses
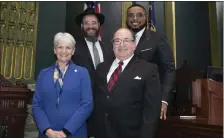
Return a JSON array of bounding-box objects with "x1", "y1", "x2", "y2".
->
[
  {"x1": 112, "y1": 38, "x2": 134, "y2": 45},
  {"x1": 82, "y1": 21, "x2": 99, "y2": 26},
  {"x1": 127, "y1": 12, "x2": 146, "y2": 19}
]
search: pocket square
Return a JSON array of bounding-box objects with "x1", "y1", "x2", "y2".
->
[
  {"x1": 141, "y1": 48, "x2": 152, "y2": 52},
  {"x1": 134, "y1": 76, "x2": 142, "y2": 80}
]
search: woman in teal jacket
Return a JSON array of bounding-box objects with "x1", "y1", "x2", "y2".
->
[{"x1": 32, "y1": 32, "x2": 93, "y2": 138}]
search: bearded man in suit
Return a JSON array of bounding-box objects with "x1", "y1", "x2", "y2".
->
[
  {"x1": 126, "y1": 4, "x2": 176, "y2": 120},
  {"x1": 72, "y1": 8, "x2": 113, "y2": 138},
  {"x1": 91, "y1": 28, "x2": 162, "y2": 138},
  {"x1": 72, "y1": 7, "x2": 113, "y2": 87}
]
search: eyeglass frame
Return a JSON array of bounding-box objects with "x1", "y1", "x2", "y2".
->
[
  {"x1": 112, "y1": 38, "x2": 135, "y2": 46},
  {"x1": 82, "y1": 21, "x2": 99, "y2": 26},
  {"x1": 127, "y1": 12, "x2": 146, "y2": 19}
]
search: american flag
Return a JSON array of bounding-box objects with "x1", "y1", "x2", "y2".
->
[
  {"x1": 84, "y1": 1, "x2": 102, "y2": 40},
  {"x1": 148, "y1": 1, "x2": 156, "y2": 32}
]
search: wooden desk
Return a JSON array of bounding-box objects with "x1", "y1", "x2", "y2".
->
[
  {"x1": 156, "y1": 117, "x2": 223, "y2": 138},
  {"x1": 0, "y1": 75, "x2": 32, "y2": 138}
]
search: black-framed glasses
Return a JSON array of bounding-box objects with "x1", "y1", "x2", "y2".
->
[
  {"x1": 127, "y1": 12, "x2": 146, "y2": 19},
  {"x1": 112, "y1": 38, "x2": 134, "y2": 45},
  {"x1": 82, "y1": 21, "x2": 99, "y2": 26}
]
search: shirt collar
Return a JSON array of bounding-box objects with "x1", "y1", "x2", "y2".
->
[
  {"x1": 135, "y1": 27, "x2": 146, "y2": 37},
  {"x1": 114, "y1": 54, "x2": 134, "y2": 66}
]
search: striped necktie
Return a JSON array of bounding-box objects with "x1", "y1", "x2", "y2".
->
[{"x1": 107, "y1": 61, "x2": 124, "y2": 92}]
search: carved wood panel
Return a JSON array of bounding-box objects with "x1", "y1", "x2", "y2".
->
[{"x1": 0, "y1": 2, "x2": 39, "y2": 83}]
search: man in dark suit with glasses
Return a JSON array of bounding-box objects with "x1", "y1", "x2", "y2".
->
[
  {"x1": 126, "y1": 4, "x2": 176, "y2": 120},
  {"x1": 91, "y1": 27, "x2": 162, "y2": 138}
]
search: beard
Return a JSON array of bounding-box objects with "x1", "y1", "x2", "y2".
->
[
  {"x1": 126, "y1": 20, "x2": 147, "y2": 33},
  {"x1": 82, "y1": 27, "x2": 100, "y2": 42}
]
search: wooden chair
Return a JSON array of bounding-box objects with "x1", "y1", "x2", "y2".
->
[
  {"x1": 191, "y1": 79, "x2": 223, "y2": 125},
  {"x1": 191, "y1": 79, "x2": 209, "y2": 116},
  {"x1": 207, "y1": 66, "x2": 223, "y2": 82},
  {"x1": 173, "y1": 61, "x2": 205, "y2": 115},
  {"x1": 0, "y1": 75, "x2": 31, "y2": 138},
  {"x1": 207, "y1": 79, "x2": 223, "y2": 125}
]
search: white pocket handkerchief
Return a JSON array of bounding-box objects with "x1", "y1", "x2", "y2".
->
[
  {"x1": 141, "y1": 48, "x2": 152, "y2": 52},
  {"x1": 134, "y1": 76, "x2": 142, "y2": 80}
]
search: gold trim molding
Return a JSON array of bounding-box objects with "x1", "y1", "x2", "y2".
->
[
  {"x1": 0, "y1": 2, "x2": 39, "y2": 83},
  {"x1": 164, "y1": 2, "x2": 177, "y2": 68},
  {"x1": 121, "y1": 2, "x2": 132, "y2": 27},
  {"x1": 208, "y1": 2, "x2": 221, "y2": 67}
]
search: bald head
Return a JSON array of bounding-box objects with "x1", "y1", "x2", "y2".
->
[
  {"x1": 113, "y1": 28, "x2": 135, "y2": 41},
  {"x1": 112, "y1": 28, "x2": 136, "y2": 61}
]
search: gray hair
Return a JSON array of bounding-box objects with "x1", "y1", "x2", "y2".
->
[{"x1": 53, "y1": 32, "x2": 76, "y2": 49}]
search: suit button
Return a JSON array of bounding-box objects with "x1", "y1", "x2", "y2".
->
[{"x1": 107, "y1": 96, "x2": 110, "y2": 99}]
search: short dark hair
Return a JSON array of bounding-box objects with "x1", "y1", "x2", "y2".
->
[{"x1": 127, "y1": 4, "x2": 146, "y2": 13}]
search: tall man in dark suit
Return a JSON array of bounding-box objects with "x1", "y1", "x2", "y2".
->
[
  {"x1": 92, "y1": 28, "x2": 162, "y2": 138},
  {"x1": 126, "y1": 4, "x2": 175, "y2": 120},
  {"x1": 72, "y1": 8, "x2": 113, "y2": 138},
  {"x1": 73, "y1": 8, "x2": 113, "y2": 85}
]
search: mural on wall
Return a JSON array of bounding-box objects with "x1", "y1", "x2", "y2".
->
[{"x1": 0, "y1": 2, "x2": 39, "y2": 83}]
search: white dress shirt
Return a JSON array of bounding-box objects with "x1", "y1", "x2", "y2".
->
[
  {"x1": 107, "y1": 55, "x2": 134, "y2": 83},
  {"x1": 135, "y1": 27, "x2": 146, "y2": 46},
  {"x1": 85, "y1": 38, "x2": 104, "y2": 69}
]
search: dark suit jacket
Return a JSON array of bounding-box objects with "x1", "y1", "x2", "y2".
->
[
  {"x1": 92, "y1": 56, "x2": 162, "y2": 138},
  {"x1": 71, "y1": 36, "x2": 114, "y2": 136},
  {"x1": 134, "y1": 29, "x2": 175, "y2": 102},
  {"x1": 72, "y1": 36, "x2": 114, "y2": 90}
]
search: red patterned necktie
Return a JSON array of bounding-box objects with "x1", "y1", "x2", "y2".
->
[{"x1": 107, "y1": 61, "x2": 124, "y2": 92}]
